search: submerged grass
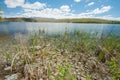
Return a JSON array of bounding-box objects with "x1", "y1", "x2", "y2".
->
[{"x1": 0, "y1": 29, "x2": 120, "y2": 80}]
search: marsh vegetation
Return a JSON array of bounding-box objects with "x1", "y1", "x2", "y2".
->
[{"x1": 0, "y1": 29, "x2": 120, "y2": 80}]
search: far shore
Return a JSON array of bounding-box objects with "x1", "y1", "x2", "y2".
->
[{"x1": 0, "y1": 18, "x2": 120, "y2": 24}]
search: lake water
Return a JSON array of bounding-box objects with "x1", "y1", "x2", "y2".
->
[{"x1": 0, "y1": 22, "x2": 120, "y2": 36}]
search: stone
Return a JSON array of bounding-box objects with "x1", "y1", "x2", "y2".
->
[
  {"x1": 4, "y1": 66, "x2": 12, "y2": 71},
  {"x1": 5, "y1": 74, "x2": 18, "y2": 80}
]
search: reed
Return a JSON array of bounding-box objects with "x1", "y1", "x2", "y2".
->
[{"x1": 0, "y1": 29, "x2": 120, "y2": 80}]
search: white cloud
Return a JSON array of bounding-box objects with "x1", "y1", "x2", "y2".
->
[
  {"x1": 88, "y1": 2, "x2": 94, "y2": 6},
  {"x1": 22, "y1": 2, "x2": 46, "y2": 10},
  {"x1": 21, "y1": 6, "x2": 72, "y2": 18},
  {"x1": 4, "y1": 0, "x2": 46, "y2": 10},
  {"x1": 4, "y1": 0, "x2": 25, "y2": 8},
  {"x1": 80, "y1": 6, "x2": 111, "y2": 16},
  {"x1": 74, "y1": 0, "x2": 81, "y2": 2},
  {"x1": 60, "y1": 5, "x2": 71, "y2": 12},
  {"x1": 92, "y1": 6, "x2": 111, "y2": 14}
]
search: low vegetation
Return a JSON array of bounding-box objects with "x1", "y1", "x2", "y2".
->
[
  {"x1": 0, "y1": 29, "x2": 120, "y2": 80},
  {"x1": 1, "y1": 18, "x2": 120, "y2": 24}
]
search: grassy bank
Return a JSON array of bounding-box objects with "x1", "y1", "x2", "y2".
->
[
  {"x1": 1, "y1": 18, "x2": 120, "y2": 24},
  {"x1": 0, "y1": 30, "x2": 120, "y2": 80}
]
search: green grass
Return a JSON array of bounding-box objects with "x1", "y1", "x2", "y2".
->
[
  {"x1": 108, "y1": 58, "x2": 120, "y2": 80},
  {"x1": 56, "y1": 63, "x2": 76, "y2": 80},
  {"x1": 0, "y1": 29, "x2": 120, "y2": 79},
  {"x1": 86, "y1": 75, "x2": 91, "y2": 80}
]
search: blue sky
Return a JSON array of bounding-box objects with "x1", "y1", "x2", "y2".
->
[{"x1": 0, "y1": 0, "x2": 120, "y2": 20}]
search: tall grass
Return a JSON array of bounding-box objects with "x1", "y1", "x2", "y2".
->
[{"x1": 0, "y1": 29, "x2": 120, "y2": 80}]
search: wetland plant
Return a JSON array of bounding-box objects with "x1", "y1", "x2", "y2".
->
[{"x1": 0, "y1": 29, "x2": 120, "y2": 80}]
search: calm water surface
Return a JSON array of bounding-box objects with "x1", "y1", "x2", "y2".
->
[{"x1": 0, "y1": 22, "x2": 120, "y2": 35}]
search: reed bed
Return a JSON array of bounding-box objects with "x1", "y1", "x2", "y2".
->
[{"x1": 0, "y1": 29, "x2": 120, "y2": 80}]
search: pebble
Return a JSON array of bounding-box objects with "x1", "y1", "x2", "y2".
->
[
  {"x1": 5, "y1": 74, "x2": 18, "y2": 80},
  {"x1": 4, "y1": 66, "x2": 12, "y2": 71}
]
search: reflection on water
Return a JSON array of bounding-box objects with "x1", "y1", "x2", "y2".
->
[
  {"x1": 0, "y1": 22, "x2": 120, "y2": 44},
  {"x1": 0, "y1": 22, "x2": 120, "y2": 35}
]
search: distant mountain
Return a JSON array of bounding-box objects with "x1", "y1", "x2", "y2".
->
[{"x1": 1, "y1": 17, "x2": 120, "y2": 24}]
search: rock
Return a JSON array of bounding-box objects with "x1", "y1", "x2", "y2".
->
[
  {"x1": 4, "y1": 66, "x2": 12, "y2": 71},
  {"x1": 5, "y1": 74, "x2": 18, "y2": 80}
]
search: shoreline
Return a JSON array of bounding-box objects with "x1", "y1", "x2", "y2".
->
[
  {"x1": 0, "y1": 18, "x2": 120, "y2": 24},
  {"x1": 0, "y1": 31, "x2": 120, "y2": 80}
]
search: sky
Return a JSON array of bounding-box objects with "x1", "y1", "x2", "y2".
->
[{"x1": 0, "y1": 0, "x2": 120, "y2": 20}]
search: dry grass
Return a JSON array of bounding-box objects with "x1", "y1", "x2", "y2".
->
[{"x1": 0, "y1": 30, "x2": 120, "y2": 80}]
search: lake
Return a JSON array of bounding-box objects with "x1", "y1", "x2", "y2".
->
[{"x1": 0, "y1": 22, "x2": 120, "y2": 36}]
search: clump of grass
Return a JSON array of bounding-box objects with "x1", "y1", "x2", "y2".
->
[
  {"x1": 3, "y1": 51, "x2": 12, "y2": 64},
  {"x1": 86, "y1": 75, "x2": 91, "y2": 80},
  {"x1": 97, "y1": 35, "x2": 120, "y2": 61},
  {"x1": 108, "y1": 58, "x2": 120, "y2": 80},
  {"x1": 55, "y1": 63, "x2": 76, "y2": 80}
]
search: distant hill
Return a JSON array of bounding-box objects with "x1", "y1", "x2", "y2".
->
[
  {"x1": 1, "y1": 17, "x2": 120, "y2": 24},
  {"x1": 2, "y1": 17, "x2": 56, "y2": 22},
  {"x1": 56, "y1": 18, "x2": 120, "y2": 24}
]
